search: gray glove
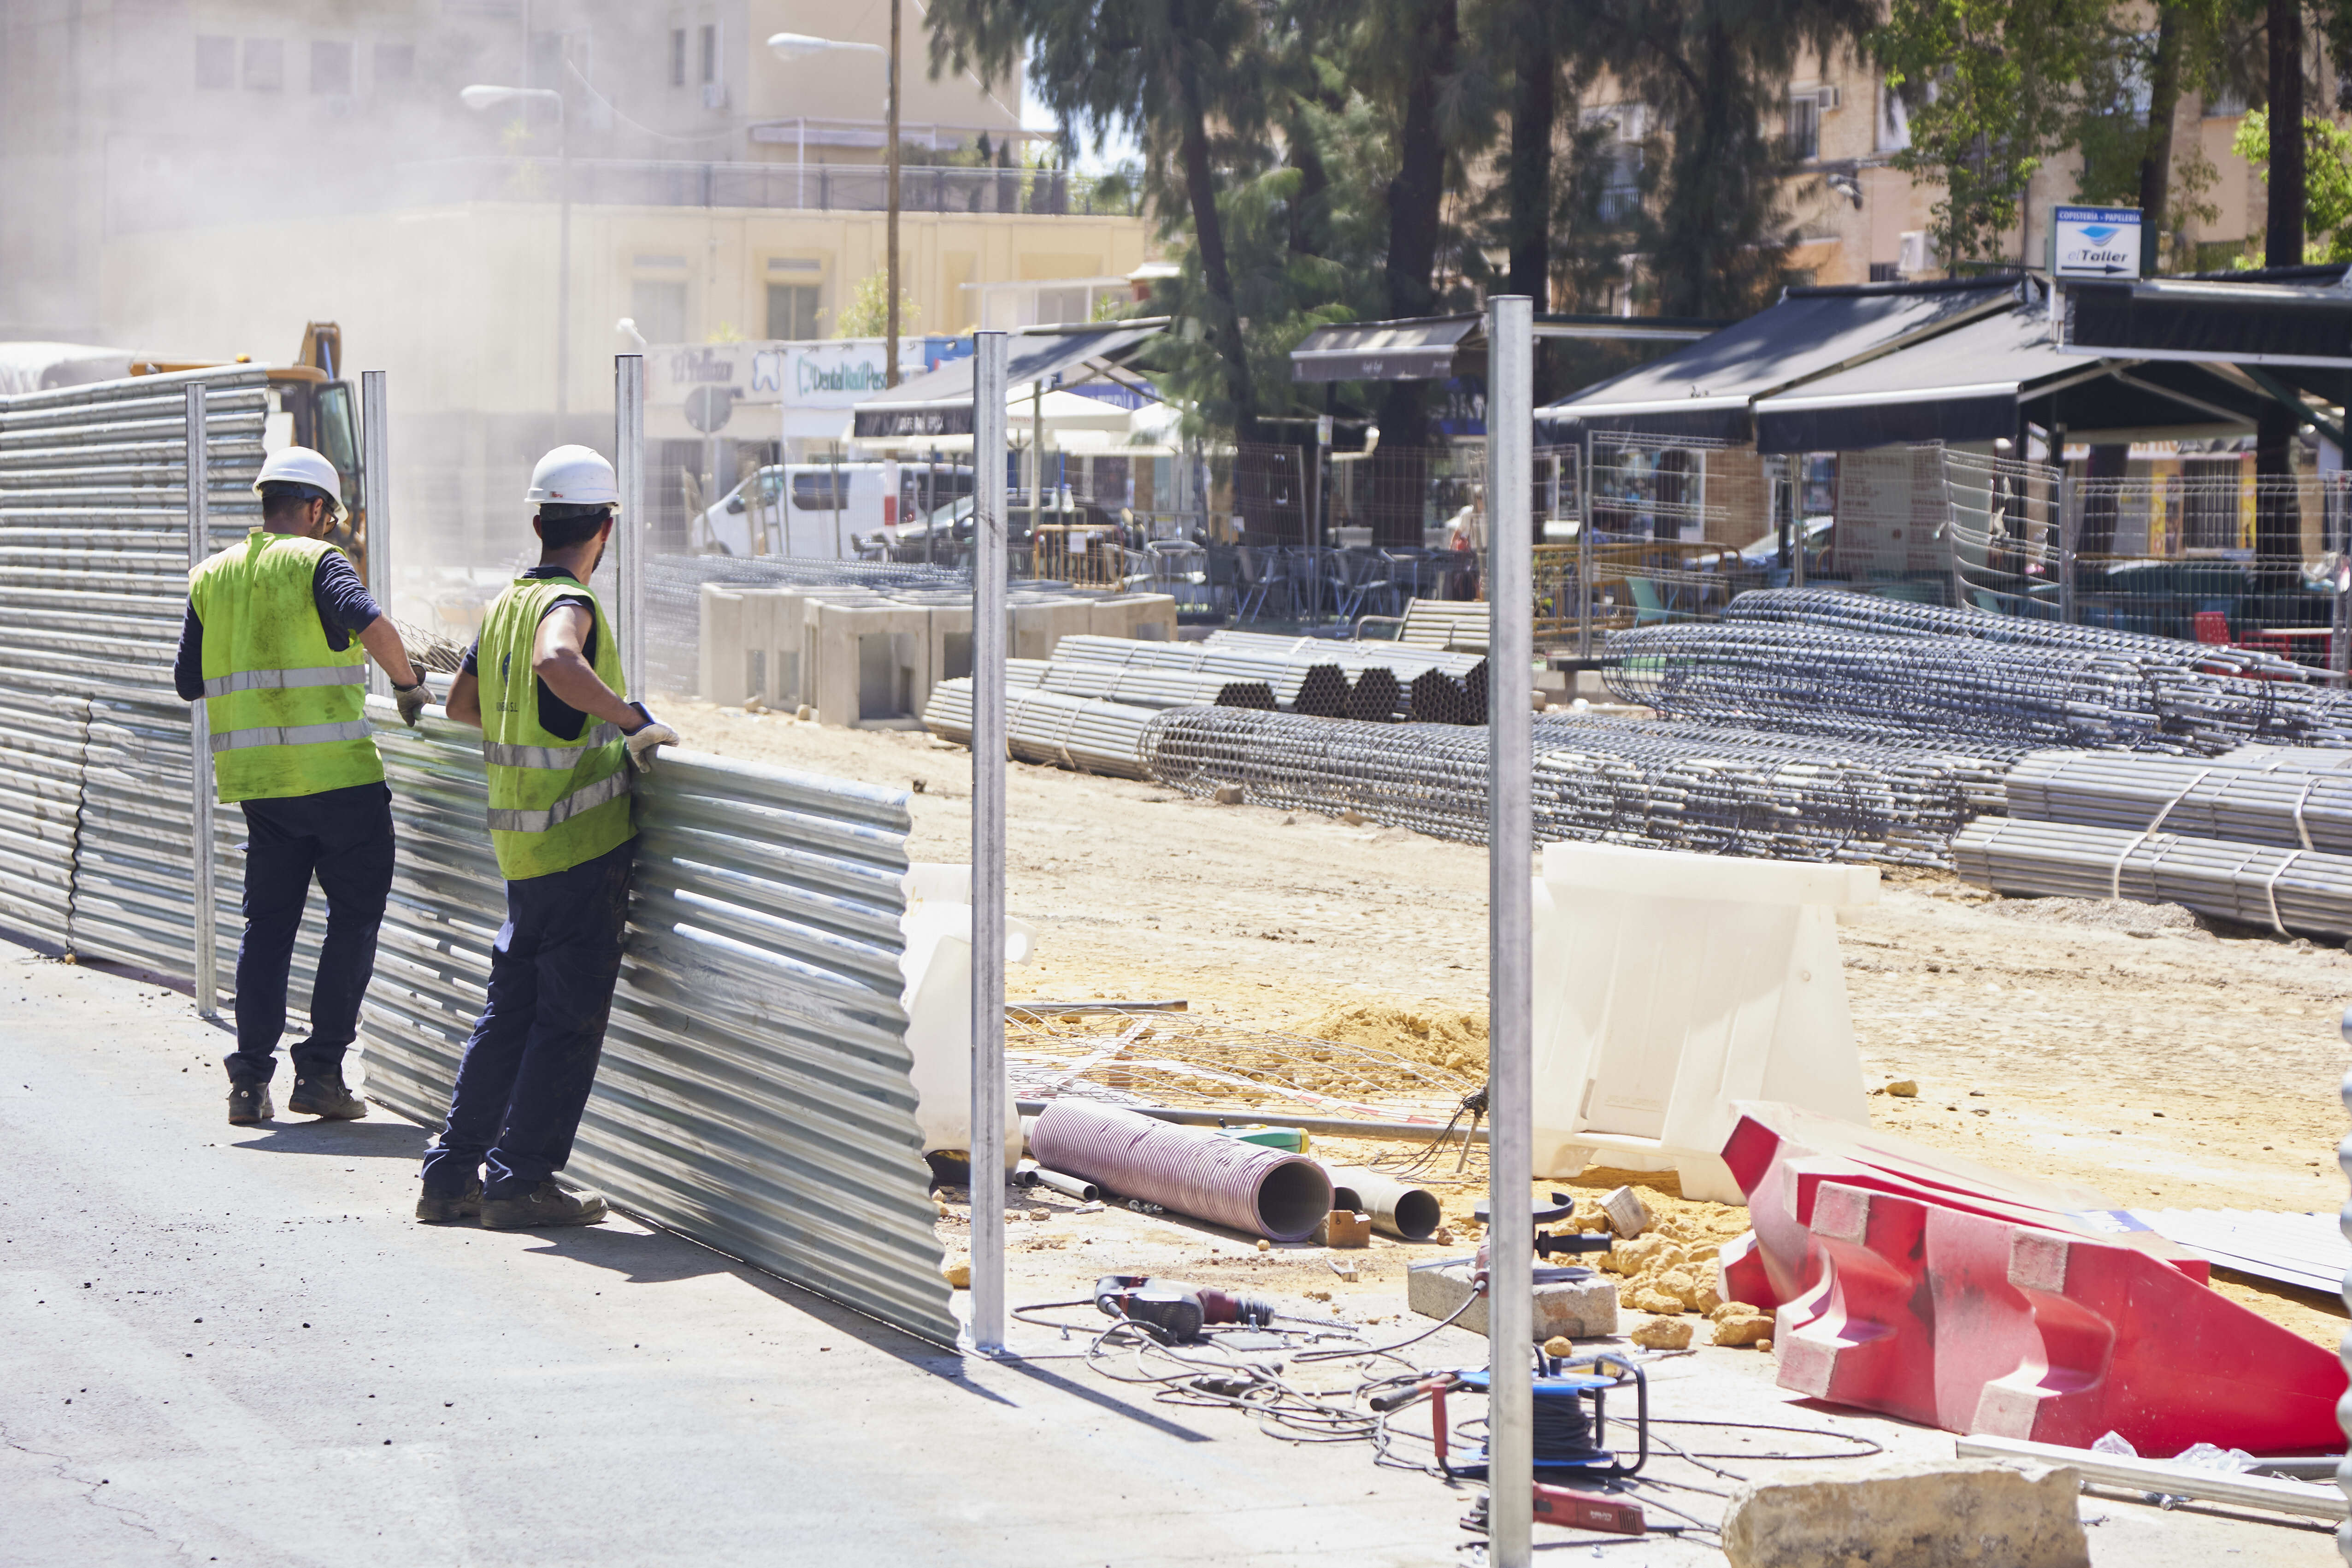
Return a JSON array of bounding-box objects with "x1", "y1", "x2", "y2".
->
[
  {"x1": 393, "y1": 680, "x2": 429, "y2": 727},
  {"x1": 623, "y1": 705, "x2": 678, "y2": 772}
]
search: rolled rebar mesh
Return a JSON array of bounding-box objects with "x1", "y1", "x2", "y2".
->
[
  {"x1": 1028, "y1": 1100, "x2": 1333, "y2": 1241},
  {"x1": 1724, "y1": 585, "x2": 2314, "y2": 683},
  {"x1": 1603, "y1": 620, "x2": 2349, "y2": 755}
]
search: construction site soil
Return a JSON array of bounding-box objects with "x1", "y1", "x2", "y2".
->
[{"x1": 678, "y1": 701, "x2": 2352, "y2": 1348}]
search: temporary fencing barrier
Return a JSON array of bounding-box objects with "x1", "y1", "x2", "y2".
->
[
  {"x1": 362, "y1": 704, "x2": 956, "y2": 1344},
  {"x1": 0, "y1": 367, "x2": 958, "y2": 1347}
]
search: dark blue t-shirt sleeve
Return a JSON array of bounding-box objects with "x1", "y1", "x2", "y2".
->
[
  {"x1": 310, "y1": 551, "x2": 382, "y2": 649},
  {"x1": 173, "y1": 603, "x2": 204, "y2": 702}
]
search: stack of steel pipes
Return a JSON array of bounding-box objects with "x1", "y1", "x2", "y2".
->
[
  {"x1": 1014, "y1": 659, "x2": 1276, "y2": 711},
  {"x1": 1952, "y1": 817, "x2": 2352, "y2": 938},
  {"x1": 1139, "y1": 707, "x2": 2010, "y2": 863},
  {"x1": 920, "y1": 680, "x2": 1159, "y2": 778},
  {"x1": 1604, "y1": 620, "x2": 2341, "y2": 755},
  {"x1": 1051, "y1": 632, "x2": 1487, "y2": 721},
  {"x1": 2003, "y1": 749, "x2": 2352, "y2": 854},
  {"x1": 1725, "y1": 586, "x2": 2313, "y2": 682}
]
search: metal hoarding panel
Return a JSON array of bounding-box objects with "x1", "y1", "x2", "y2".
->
[{"x1": 363, "y1": 705, "x2": 957, "y2": 1345}]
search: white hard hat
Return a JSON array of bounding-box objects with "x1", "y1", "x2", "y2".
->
[
  {"x1": 525, "y1": 444, "x2": 621, "y2": 507},
  {"x1": 251, "y1": 446, "x2": 348, "y2": 525}
]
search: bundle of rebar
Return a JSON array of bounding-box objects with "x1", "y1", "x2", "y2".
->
[
  {"x1": 1953, "y1": 816, "x2": 2352, "y2": 938},
  {"x1": 2004, "y1": 749, "x2": 2352, "y2": 855},
  {"x1": 1604, "y1": 620, "x2": 2346, "y2": 755},
  {"x1": 1139, "y1": 707, "x2": 2010, "y2": 863},
  {"x1": 1008, "y1": 659, "x2": 1275, "y2": 711},
  {"x1": 1724, "y1": 586, "x2": 2313, "y2": 682},
  {"x1": 1051, "y1": 632, "x2": 1485, "y2": 719},
  {"x1": 920, "y1": 680, "x2": 1158, "y2": 778}
]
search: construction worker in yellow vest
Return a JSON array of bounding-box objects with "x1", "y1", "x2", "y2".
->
[
  {"x1": 175, "y1": 447, "x2": 431, "y2": 1126},
  {"x1": 417, "y1": 445, "x2": 678, "y2": 1230}
]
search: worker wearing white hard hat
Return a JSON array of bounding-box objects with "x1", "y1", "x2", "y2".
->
[
  {"x1": 174, "y1": 445, "x2": 433, "y2": 1128},
  {"x1": 417, "y1": 444, "x2": 678, "y2": 1230}
]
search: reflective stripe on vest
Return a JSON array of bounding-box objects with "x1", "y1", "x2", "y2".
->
[
  {"x1": 189, "y1": 531, "x2": 382, "y2": 804},
  {"x1": 201, "y1": 665, "x2": 367, "y2": 699},
  {"x1": 212, "y1": 719, "x2": 374, "y2": 752},
  {"x1": 483, "y1": 767, "x2": 631, "y2": 833},
  {"x1": 482, "y1": 723, "x2": 620, "y2": 771}
]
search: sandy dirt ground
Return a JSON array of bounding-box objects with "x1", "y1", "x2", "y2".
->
[{"x1": 671, "y1": 699, "x2": 2352, "y2": 1349}]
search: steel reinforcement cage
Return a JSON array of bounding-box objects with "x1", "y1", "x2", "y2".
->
[{"x1": 0, "y1": 367, "x2": 957, "y2": 1346}]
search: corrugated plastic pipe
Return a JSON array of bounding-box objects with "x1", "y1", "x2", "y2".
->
[
  {"x1": 1028, "y1": 1100, "x2": 1332, "y2": 1242},
  {"x1": 1325, "y1": 1167, "x2": 1444, "y2": 1241}
]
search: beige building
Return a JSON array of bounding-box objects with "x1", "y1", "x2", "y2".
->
[{"x1": 3, "y1": 1, "x2": 1154, "y2": 558}]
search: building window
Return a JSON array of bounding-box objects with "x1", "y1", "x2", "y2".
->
[
  {"x1": 669, "y1": 29, "x2": 686, "y2": 87},
  {"x1": 766, "y1": 284, "x2": 821, "y2": 340},
  {"x1": 374, "y1": 43, "x2": 414, "y2": 89},
  {"x1": 1786, "y1": 94, "x2": 1820, "y2": 161},
  {"x1": 700, "y1": 24, "x2": 717, "y2": 85},
  {"x1": 631, "y1": 279, "x2": 688, "y2": 345},
  {"x1": 1869, "y1": 261, "x2": 1900, "y2": 283},
  {"x1": 243, "y1": 38, "x2": 284, "y2": 91},
  {"x1": 195, "y1": 36, "x2": 235, "y2": 90},
  {"x1": 311, "y1": 41, "x2": 353, "y2": 95},
  {"x1": 1877, "y1": 82, "x2": 1912, "y2": 153}
]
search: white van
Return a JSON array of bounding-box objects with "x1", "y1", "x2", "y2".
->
[{"x1": 693, "y1": 462, "x2": 975, "y2": 559}]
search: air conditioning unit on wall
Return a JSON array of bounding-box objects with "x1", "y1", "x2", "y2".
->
[
  {"x1": 1898, "y1": 230, "x2": 1934, "y2": 274},
  {"x1": 1815, "y1": 83, "x2": 1841, "y2": 112}
]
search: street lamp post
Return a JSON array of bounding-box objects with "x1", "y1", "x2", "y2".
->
[
  {"x1": 769, "y1": 27, "x2": 898, "y2": 387},
  {"x1": 462, "y1": 83, "x2": 569, "y2": 416}
]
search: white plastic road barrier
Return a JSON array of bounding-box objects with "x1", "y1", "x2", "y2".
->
[
  {"x1": 1530, "y1": 842, "x2": 1876, "y2": 1203},
  {"x1": 899, "y1": 863, "x2": 1030, "y2": 1166}
]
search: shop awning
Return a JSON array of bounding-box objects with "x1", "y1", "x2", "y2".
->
[
  {"x1": 1289, "y1": 315, "x2": 1486, "y2": 382},
  {"x1": 1536, "y1": 277, "x2": 2020, "y2": 442},
  {"x1": 1753, "y1": 293, "x2": 2271, "y2": 452},
  {"x1": 849, "y1": 320, "x2": 1166, "y2": 440},
  {"x1": 2060, "y1": 267, "x2": 2352, "y2": 372}
]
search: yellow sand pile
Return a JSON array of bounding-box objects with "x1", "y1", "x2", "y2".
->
[{"x1": 1289, "y1": 1002, "x2": 1489, "y2": 1080}]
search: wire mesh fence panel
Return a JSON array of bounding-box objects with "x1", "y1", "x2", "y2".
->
[{"x1": 2063, "y1": 472, "x2": 2352, "y2": 670}]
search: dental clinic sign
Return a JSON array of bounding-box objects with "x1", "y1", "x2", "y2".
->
[
  {"x1": 648, "y1": 336, "x2": 961, "y2": 410},
  {"x1": 2051, "y1": 206, "x2": 2143, "y2": 279}
]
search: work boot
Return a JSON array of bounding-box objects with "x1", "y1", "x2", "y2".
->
[
  {"x1": 415, "y1": 1180, "x2": 483, "y2": 1225},
  {"x1": 287, "y1": 1072, "x2": 369, "y2": 1120},
  {"x1": 480, "y1": 1182, "x2": 609, "y2": 1231},
  {"x1": 227, "y1": 1082, "x2": 273, "y2": 1125}
]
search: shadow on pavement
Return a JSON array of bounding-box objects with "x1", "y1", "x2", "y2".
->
[
  {"x1": 524, "y1": 1220, "x2": 745, "y2": 1285},
  {"x1": 229, "y1": 1118, "x2": 429, "y2": 1160}
]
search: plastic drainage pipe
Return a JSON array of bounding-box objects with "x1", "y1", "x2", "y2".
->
[
  {"x1": 1325, "y1": 1167, "x2": 1444, "y2": 1242},
  {"x1": 1028, "y1": 1101, "x2": 1332, "y2": 1242},
  {"x1": 1030, "y1": 1168, "x2": 1100, "y2": 1203}
]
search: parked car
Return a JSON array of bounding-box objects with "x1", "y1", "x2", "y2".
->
[
  {"x1": 856, "y1": 492, "x2": 1128, "y2": 563},
  {"x1": 694, "y1": 462, "x2": 975, "y2": 559}
]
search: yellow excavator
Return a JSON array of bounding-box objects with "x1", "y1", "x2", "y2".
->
[{"x1": 132, "y1": 322, "x2": 368, "y2": 569}]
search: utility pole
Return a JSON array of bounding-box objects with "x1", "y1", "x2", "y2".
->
[{"x1": 886, "y1": 0, "x2": 902, "y2": 389}]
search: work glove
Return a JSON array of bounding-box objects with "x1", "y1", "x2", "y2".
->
[
  {"x1": 623, "y1": 703, "x2": 679, "y2": 772},
  {"x1": 393, "y1": 680, "x2": 430, "y2": 728}
]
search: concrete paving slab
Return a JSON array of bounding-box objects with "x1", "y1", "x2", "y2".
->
[{"x1": 0, "y1": 940, "x2": 2337, "y2": 1567}]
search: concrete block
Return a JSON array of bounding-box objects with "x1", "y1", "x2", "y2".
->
[
  {"x1": 1719, "y1": 1461, "x2": 2088, "y2": 1568},
  {"x1": 1089, "y1": 593, "x2": 1177, "y2": 642},
  {"x1": 1313, "y1": 1210, "x2": 1372, "y2": 1248},
  {"x1": 698, "y1": 586, "x2": 745, "y2": 704},
  {"x1": 1406, "y1": 1259, "x2": 1617, "y2": 1340},
  {"x1": 810, "y1": 601, "x2": 931, "y2": 728},
  {"x1": 922, "y1": 604, "x2": 973, "y2": 719},
  {"x1": 1010, "y1": 597, "x2": 1097, "y2": 662}
]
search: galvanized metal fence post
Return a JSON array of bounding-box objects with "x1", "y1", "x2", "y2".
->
[
  {"x1": 1485, "y1": 294, "x2": 1535, "y2": 1568},
  {"x1": 361, "y1": 371, "x2": 391, "y2": 698},
  {"x1": 2057, "y1": 470, "x2": 2078, "y2": 625},
  {"x1": 184, "y1": 383, "x2": 218, "y2": 1019},
  {"x1": 970, "y1": 331, "x2": 1010, "y2": 1355},
  {"x1": 1575, "y1": 427, "x2": 1593, "y2": 658},
  {"x1": 616, "y1": 355, "x2": 647, "y2": 697}
]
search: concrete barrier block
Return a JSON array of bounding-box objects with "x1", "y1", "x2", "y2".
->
[
  {"x1": 698, "y1": 587, "x2": 745, "y2": 704},
  {"x1": 922, "y1": 604, "x2": 974, "y2": 719},
  {"x1": 1407, "y1": 1259, "x2": 1617, "y2": 1339},
  {"x1": 810, "y1": 600, "x2": 932, "y2": 728},
  {"x1": 1010, "y1": 598, "x2": 1097, "y2": 662},
  {"x1": 1719, "y1": 1461, "x2": 2088, "y2": 1568}
]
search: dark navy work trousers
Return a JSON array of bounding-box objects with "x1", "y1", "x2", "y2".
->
[
  {"x1": 228, "y1": 782, "x2": 395, "y2": 1085},
  {"x1": 419, "y1": 838, "x2": 634, "y2": 1201}
]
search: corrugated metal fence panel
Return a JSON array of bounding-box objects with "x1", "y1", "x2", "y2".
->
[
  {"x1": 0, "y1": 685, "x2": 87, "y2": 945},
  {"x1": 0, "y1": 367, "x2": 312, "y2": 986},
  {"x1": 362, "y1": 703, "x2": 957, "y2": 1345}
]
